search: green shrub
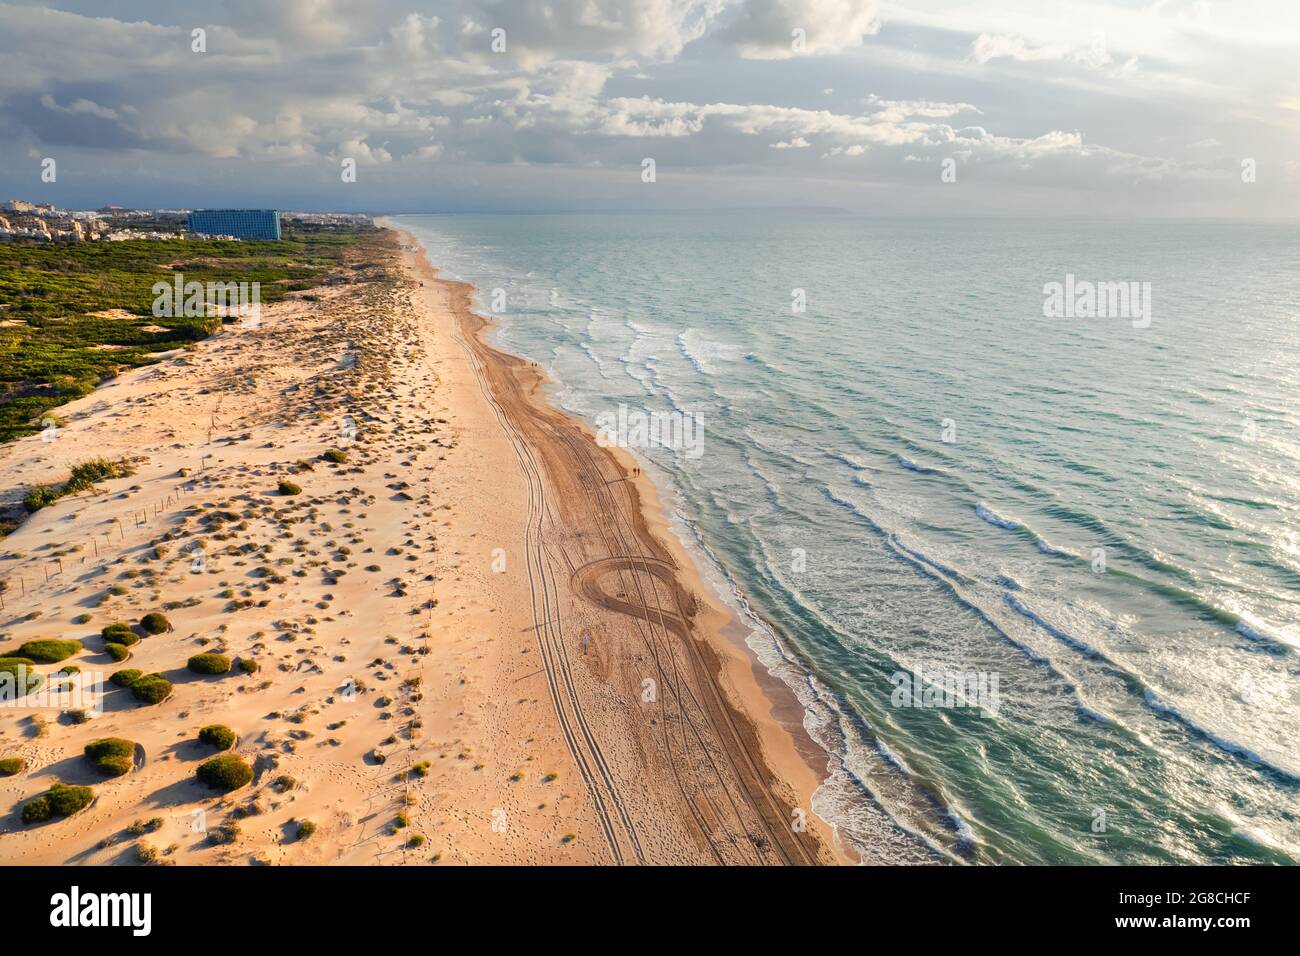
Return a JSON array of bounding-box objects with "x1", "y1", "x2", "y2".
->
[
  {"x1": 17, "y1": 639, "x2": 81, "y2": 663},
  {"x1": 21, "y1": 459, "x2": 131, "y2": 513},
  {"x1": 0, "y1": 757, "x2": 25, "y2": 776},
  {"x1": 198, "y1": 725, "x2": 236, "y2": 750},
  {"x1": 21, "y1": 795, "x2": 51, "y2": 823},
  {"x1": 237, "y1": 658, "x2": 259, "y2": 674},
  {"x1": 277, "y1": 480, "x2": 302, "y2": 496},
  {"x1": 102, "y1": 621, "x2": 138, "y2": 642},
  {"x1": 85, "y1": 738, "x2": 135, "y2": 776},
  {"x1": 104, "y1": 642, "x2": 130, "y2": 662},
  {"x1": 66, "y1": 458, "x2": 129, "y2": 493},
  {"x1": 23, "y1": 783, "x2": 93, "y2": 823},
  {"x1": 407, "y1": 833, "x2": 425, "y2": 848},
  {"x1": 321, "y1": 449, "x2": 349, "y2": 464},
  {"x1": 196, "y1": 754, "x2": 252, "y2": 791},
  {"x1": 49, "y1": 782, "x2": 94, "y2": 815},
  {"x1": 139, "y1": 612, "x2": 170, "y2": 635},
  {"x1": 22, "y1": 484, "x2": 61, "y2": 513},
  {"x1": 95, "y1": 755, "x2": 132, "y2": 777},
  {"x1": 188, "y1": 653, "x2": 231, "y2": 675},
  {"x1": 130, "y1": 673, "x2": 172, "y2": 704},
  {"x1": 295, "y1": 819, "x2": 317, "y2": 840},
  {"x1": 0, "y1": 658, "x2": 43, "y2": 697},
  {"x1": 110, "y1": 668, "x2": 143, "y2": 687}
]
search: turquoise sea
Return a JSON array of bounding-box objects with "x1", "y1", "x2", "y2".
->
[{"x1": 397, "y1": 213, "x2": 1300, "y2": 865}]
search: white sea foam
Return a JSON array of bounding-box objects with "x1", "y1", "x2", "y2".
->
[{"x1": 975, "y1": 503, "x2": 1019, "y2": 529}]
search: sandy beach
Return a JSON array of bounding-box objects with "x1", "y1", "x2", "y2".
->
[{"x1": 0, "y1": 225, "x2": 847, "y2": 865}]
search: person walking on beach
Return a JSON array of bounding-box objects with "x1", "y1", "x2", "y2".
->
[{"x1": 580, "y1": 630, "x2": 591, "y2": 655}]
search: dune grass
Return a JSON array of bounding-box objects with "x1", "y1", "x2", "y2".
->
[
  {"x1": 0, "y1": 224, "x2": 378, "y2": 445},
  {"x1": 16, "y1": 638, "x2": 81, "y2": 663}
]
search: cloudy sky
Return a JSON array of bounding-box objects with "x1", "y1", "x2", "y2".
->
[{"x1": 1, "y1": 0, "x2": 1297, "y2": 216}]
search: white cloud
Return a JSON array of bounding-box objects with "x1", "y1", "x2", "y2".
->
[
  {"x1": 722, "y1": 0, "x2": 880, "y2": 59},
  {"x1": 0, "y1": 0, "x2": 1287, "y2": 215}
]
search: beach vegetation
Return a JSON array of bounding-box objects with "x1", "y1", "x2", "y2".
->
[
  {"x1": 0, "y1": 757, "x2": 25, "y2": 776},
  {"x1": 22, "y1": 459, "x2": 132, "y2": 514},
  {"x1": 129, "y1": 673, "x2": 172, "y2": 704},
  {"x1": 198, "y1": 724, "x2": 237, "y2": 750},
  {"x1": 188, "y1": 653, "x2": 231, "y2": 674},
  {"x1": 22, "y1": 782, "x2": 94, "y2": 823},
  {"x1": 105, "y1": 642, "x2": 130, "y2": 662},
  {"x1": 139, "y1": 612, "x2": 170, "y2": 634},
  {"x1": 0, "y1": 224, "x2": 379, "y2": 447},
  {"x1": 110, "y1": 668, "x2": 143, "y2": 687},
  {"x1": 102, "y1": 621, "x2": 135, "y2": 639},
  {"x1": 0, "y1": 657, "x2": 43, "y2": 696},
  {"x1": 196, "y1": 753, "x2": 252, "y2": 791},
  {"x1": 17, "y1": 638, "x2": 81, "y2": 663},
  {"x1": 84, "y1": 738, "x2": 136, "y2": 776}
]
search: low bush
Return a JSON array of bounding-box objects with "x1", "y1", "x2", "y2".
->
[
  {"x1": 188, "y1": 653, "x2": 231, "y2": 675},
  {"x1": 16, "y1": 639, "x2": 81, "y2": 663},
  {"x1": 66, "y1": 458, "x2": 130, "y2": 493},
  {"x1": 110, "y1": 668, "x2": 143, "y2": 687},
  {"x1": 295, "y1": 819, "x2": 317, "y2": 840},
  {"x1": 22, "y1": 459, "x2": 132, "y2": 513},
  {"x1": 22, "y1": 484, "x2": 61, "y2": 513},
  {"x1": 0, "y1": 757, "x2": 25, "y2": 776},
  {"x1": 237, "y1": 658, "x2": 259, "y2": 674},
  {"x1": 22, "y1": 782, "x2": 93, "y2": 823},
  {"x1": 0, "y1": 658, "x2": 43, "y2": 697},
  {"x1": 130, "y1": 673, "x2": 173, "y2": 705},
  {"x1": 321, "y1": 449, "x2": 349, "y2": 464},
  {"x1": 196, "y1": 754, "x2": 252, "y2": 792},
  {"x1": 198, "y1": 725, "x2": 236, "y2": 750},
  {"x1": 277, "y1": 480, "x2": 302, "y2": 496},
  {"x1": 20, "y1": 795, "x2": 51, "y2": 824},
  {"x1": 105, "y1": 642, "x2": 130, "y2": 662},
  {"x1": 139, "y1": 612, "x2": 170, "y2": 635},
  {"x1": 85, "y1": 738, "x2": 136, "y2": 777},
  {"x1": 207, "y1": 822, "x2": 240, "y2": 846}
]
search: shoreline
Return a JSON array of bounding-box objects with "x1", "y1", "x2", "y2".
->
[{"x1": 386, "y1": 220, "x2": 854, "y2": 865}]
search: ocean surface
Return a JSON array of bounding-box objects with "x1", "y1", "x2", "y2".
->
[{"x1": 397, "y1": 213, "x2": 1300, "y2": 865}]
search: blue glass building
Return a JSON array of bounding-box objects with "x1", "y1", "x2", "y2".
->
[{"x1": 188, "y1": 209, "x2": 281, "y2": 241}]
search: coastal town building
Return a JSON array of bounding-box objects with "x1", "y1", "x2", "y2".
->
[{"x1": 189, "y1": 208, "x2": 282, "y2": 241}]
